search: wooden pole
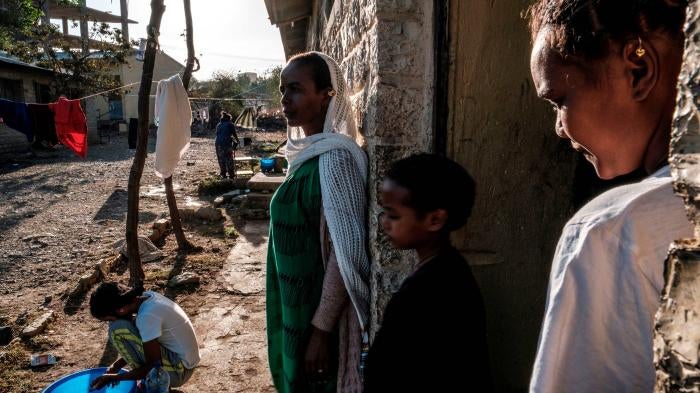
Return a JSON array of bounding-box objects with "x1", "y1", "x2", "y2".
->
[
  {"x1": 126, "y1": 0, "x2": 165, "y2": 287},
  {"x1": 162, "y1": 0, "x2": 201, "y2": 252}
]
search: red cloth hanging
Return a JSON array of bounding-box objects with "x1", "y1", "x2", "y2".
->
[{"x1": 49, "y1": 97, "x2": 88, "y2": 158}]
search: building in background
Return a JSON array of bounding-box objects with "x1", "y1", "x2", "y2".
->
[{"x1": 0, "y1": 54, "x2": 54, "y2": 154}]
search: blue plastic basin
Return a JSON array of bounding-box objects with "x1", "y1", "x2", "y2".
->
[
  {"x1": 260, "y1": 158, "x2": 275, "y2": 172},
  {"x1": 42, "y1": 367, "x2": 137, "y2": 393}
]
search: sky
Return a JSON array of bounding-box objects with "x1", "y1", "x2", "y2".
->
[{"x1": 60, "y1": 0, "x2": 286, "y2": 80}]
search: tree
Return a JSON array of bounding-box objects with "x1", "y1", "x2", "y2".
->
[
  {"x1": 0, "y1": 0, "x2": 133, "y2": 98},
  {"x1": 126, "y1": 0, "x2": 165, "y2": 287},
  {"x1": 162, "y1": 0, "x2": 199, "y2": 252},
  {"x1": 256, "y1": 65, "x2": 282, "y2": 107}
]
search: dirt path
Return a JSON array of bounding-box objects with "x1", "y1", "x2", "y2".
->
[
  {"x1": 0, "y1": 131, "x2": 282, "y2": 392},
  {"x1": 188, "y1": 221, "x2": 273, "y2": 392}
]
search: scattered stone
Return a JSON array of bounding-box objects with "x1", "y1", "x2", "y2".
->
[
  {"x1": 240, "y1": 192, "x2": 273, "y2": 210},
  {"x1": 186, "y1": 161, "x2": 195, "y2": 166},
  {"x1": 149, "y1": 218, "x2": 171, "y2": 242},
  {"x1": 168, "y1": 272, "x2": 200, "y2": 287},
  {"x1": 221, "y1": 189, "x2": 242, "y2": 201},
  {"x1": 213, "y1": 196, "x2": 225, "y2": 207},
  {"x1": 152, "y1": 218, "x2": 171, "y2": 232},
  {"x1": 240, "y1": 208, "x2": 269, "y2": 220},
  {"x1": 70, "y1": 264, "x2": 102, "y2": 296},
  {"x1": 179, "y1": 208, "x2": 196, "y2": 219},
  {"x1": 113, "y1": 236, "x2": 163, "y2": 262},
  {"x1": 21, "y1": 233, "x2": 56, "y2": 242},
  {"x1": 15, "y1": 312, "x2": 28, "y2": 326},
  {"x1": 0, "y1": 326, "x2": 12, "y2": 346},
  {"x1": 195, "y1": 206, "x2": 223, "y2": 222},
  {"x1": 43, "y1": 295, "x2": 52, "y2": 305},
  {"x1": 99, "y1": 255, "x2": 120, "y2": 274},
  {"x1": 21, "y1": 311, "x2": 55, "y2": 338}
]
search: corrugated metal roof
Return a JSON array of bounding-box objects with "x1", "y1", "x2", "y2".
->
[
  {"x1": 0, "y1": 53, "x2": 54, "y2": 74},
  {"x1": 263, "y1": 0, "x2": 312, "y2": 58}
]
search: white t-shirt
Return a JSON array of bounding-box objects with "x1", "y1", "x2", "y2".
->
[
  {"x1": 136, "y1": 291, "x2": 201, "y2": 369},
  {"x1": 530, "y1": 166, "x2": 693, "y2": 393}
]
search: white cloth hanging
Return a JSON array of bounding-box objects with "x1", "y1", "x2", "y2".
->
[
  {"x1": 285, "y1": 52, "x2": 371, "y2": 329},
  {"x1": 154, "y1": 74, "x2": 191, "y2": 178}
]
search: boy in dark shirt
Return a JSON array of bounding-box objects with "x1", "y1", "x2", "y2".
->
[{"x1": 364, "y1": 153, "x2": 492, "y2": 392}]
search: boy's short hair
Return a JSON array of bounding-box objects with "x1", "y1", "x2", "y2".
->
[
  {"x1": 386, "y1": 153, "x2": 475, "y2": 232},
  {"x1": 89, "y1": 281, "x2": 142, "y2": 319}
]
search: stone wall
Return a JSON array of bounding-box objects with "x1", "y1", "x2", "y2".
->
[
  {"x1": 306, "y1": 0, "x2": 435, "y2": 332},
  {"x1": 653, "y1": 1, "x2": 700, "y2": 391}
]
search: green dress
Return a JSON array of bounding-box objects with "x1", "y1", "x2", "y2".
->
[{"x1": 267, "y1": 157, "x2": 336, "y2": 393}]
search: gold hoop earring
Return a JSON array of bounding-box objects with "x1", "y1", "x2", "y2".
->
[
  {"x1": 635, "y1": 37, "x2": 646, "y2": 58},
  {"x1": 328, "y1": 89, "x2": 337, "y2": 97}
]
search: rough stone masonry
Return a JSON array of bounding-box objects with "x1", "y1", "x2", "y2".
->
[{"x1": 653, "y1": 1, "x2": 700, "y2": 391}]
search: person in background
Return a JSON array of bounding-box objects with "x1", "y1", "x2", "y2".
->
[
  {"x1": 215, "y1": 111, "x2": 239, "y2": 178},
  {"x1": 363, "y1": 153, "x2": 492, "y2": 393},
  {"x1": 527, "y1": 1, "x2": 693, "y2": 392},
  {"x1": 88, "y1": 282, "x2": 200, "y2": 391}
]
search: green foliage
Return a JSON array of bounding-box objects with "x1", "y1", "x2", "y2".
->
[
  {"x1": 223, "y1": 226, "x2": 239, "y2": 239},
  {"x1": 0, "y1": 0, "x2": 133, "y2": 98},
  {"x1": 258, "y1": 65, "x2": 282, "y2": 106},
  {"x1": 197, "y1": 175, "x2": 238, "y2": 196},
  {"x1": 190, "y1": 65, "x2": 283, "y2": 121}
]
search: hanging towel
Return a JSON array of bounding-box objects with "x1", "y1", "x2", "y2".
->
[
  {"x1": 0, "y1": 98, "x2": 32, "y2": 141},
  {"x1": 154, "y1": 74, "x2": 191, "y2": 178},
  {"x1": 27, "y1": 104, "x2": 58, "y2": 146},
  {"x1": 48, "y1": 97, "x2": 88, "y2": 158}
]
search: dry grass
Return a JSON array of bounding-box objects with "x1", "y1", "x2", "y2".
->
[{"x1": 0, "y1": 342, "x2": 34, "y2": 393}]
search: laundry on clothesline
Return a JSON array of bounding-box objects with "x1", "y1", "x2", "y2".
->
[
  {"x1": 154, "y1": 74, "x2": 191, "y2": 178},
  {"x1": 0, "y1": 98, "x2": 33, "y2": 142},
  {"x1": 49, "y1": 97, "x2": 88, "y2": 158},
  {"x1": 0, "y1": 96, "x2": 87, "y2": 158},
  {"x1": 27, "y1": 103, "x2": 58, "y2": 147}
]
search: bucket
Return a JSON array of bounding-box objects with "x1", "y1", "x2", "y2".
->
[
  {"x1": 260, "y1": 158, "x2": 275, "y2": 173},
  {"x1": 42, "y1": 367, "x2": 137, "y2": 393}
]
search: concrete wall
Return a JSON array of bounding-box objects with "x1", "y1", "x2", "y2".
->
[
  {"x1": 0, "y1": 68, "x2": 53, "y2": 154},
  {"x1": 306, "y1": 0, "x2": 436, "y2": 331},
  {"x1": 120, "y1": 51, "x2": 185, "y2": 123}
]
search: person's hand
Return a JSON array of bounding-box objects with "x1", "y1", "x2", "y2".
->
[
  {"x1": 90, "y1": 373, "x2": 119, "y2": 390},
  {"x1": 105, "y1": 363, "x2": 120, "y2": 375},
  {"x1": 305, "y1": 327, "x2": 330, "y2": 380}
]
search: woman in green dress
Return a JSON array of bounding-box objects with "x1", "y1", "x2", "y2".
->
[{"x1": 267, "y1": 52, "x2": 370, "y2": 393}]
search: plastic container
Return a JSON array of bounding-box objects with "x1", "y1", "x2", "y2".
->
[
  {"x1": 42, "y1": 367, "x2": 137, "y2": 393},
  {"x1": 260, "y1": 158, "x2": 275, "y2": 173}
]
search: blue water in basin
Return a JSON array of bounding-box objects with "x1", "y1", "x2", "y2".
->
[{"x1": 42, "y1": 367, "x2": 137, "y2": 393}]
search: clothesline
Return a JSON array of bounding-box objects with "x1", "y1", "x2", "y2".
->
[
  {"x1": 77, "y1": 80, "x2": 155, "y2": 100},
  {"x1": 122, "y1": 95, "x2": 274, "y2": 101}
]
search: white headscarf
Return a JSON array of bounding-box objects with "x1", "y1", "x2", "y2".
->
[{"x1": 284, "y1": 51, "x2": 370, "y2": 329}]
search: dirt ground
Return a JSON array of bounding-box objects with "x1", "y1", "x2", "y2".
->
[{"x1": 0, "y1": 129, "x2": 283, "y2": 392}]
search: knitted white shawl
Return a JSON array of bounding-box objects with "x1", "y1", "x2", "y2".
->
[{"x1": 286, "y1": 52, "x2": 370, "y2": 329}]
